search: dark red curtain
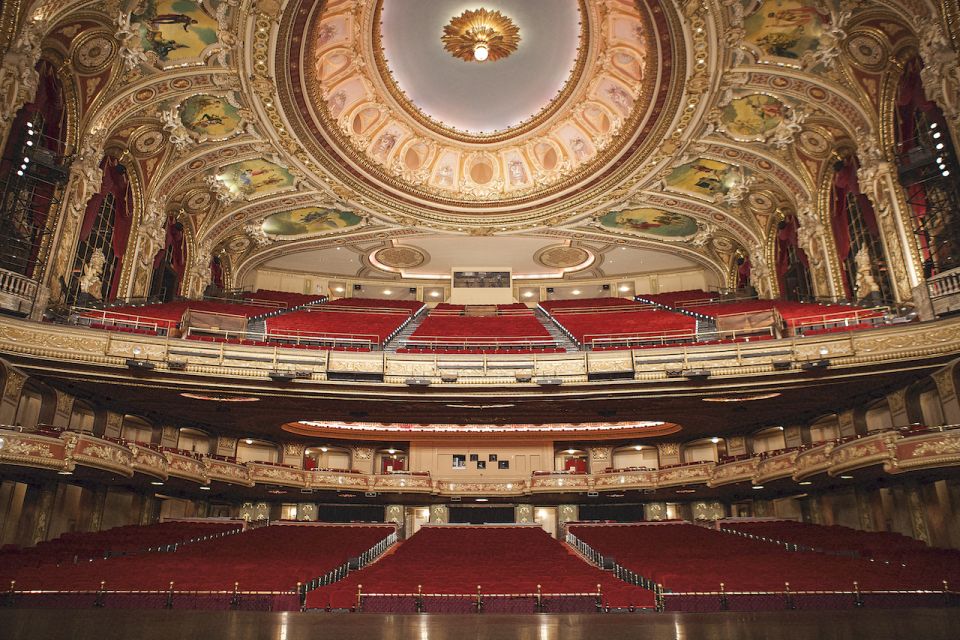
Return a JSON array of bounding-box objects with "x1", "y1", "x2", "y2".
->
[
  {"x1": 210, "y1": 256, "x2": 224, "y2": 289},
  {"x1": 152, "y1": 218, "x2": 186, "y2": 293},
  {"x1": 737, "y1": 257, "x2": 751, "y2": 289},
  {"x1": 775, "y1": 217, "x2": 808, "y2": 297},
  {"x1": 896, "y1": 58, "x2": 937, "y2": 152},
  {"x1": 78, "y1": 157, "x2": 132, "y2": 301}
]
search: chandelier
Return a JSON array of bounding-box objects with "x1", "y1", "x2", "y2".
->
[{"x1": 442, "y1": 8, "x2": 520, "y2": 63}]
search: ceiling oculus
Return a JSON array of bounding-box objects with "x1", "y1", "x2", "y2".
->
[{"x1": 442, "y1": 8, "x2": 520, "y2": 63}]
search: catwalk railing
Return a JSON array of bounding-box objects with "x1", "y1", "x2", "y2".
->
[
  {"x1": 300, "y1": 528, "x2": 398, "y2": 594},
  {"x1": 564, "y1": 528, "x2": 960, "y2": 612},
  {"x1": 354, "y1": 583, "x2": 603, "y2": 613}
]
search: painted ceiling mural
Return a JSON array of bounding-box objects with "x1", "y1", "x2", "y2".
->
[{"x1": 5, "y1": 0, "x2": 944, "y2": 300}]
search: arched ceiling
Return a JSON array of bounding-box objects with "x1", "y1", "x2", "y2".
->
[{"x1": 19, "y1": 0, "x2": 935, "y2": 291}]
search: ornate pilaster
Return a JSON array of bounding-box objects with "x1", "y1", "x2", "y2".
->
[
  {"x1": 89, "y1": 485, "x2": 107, "y2": 532},
  {"x1": 51, "y1": 389, "x2": 74, "y2": 428},
  {"x1": 644, "y1": 502, "x2": 666, "y2": 521},
  {"x1": 30, "y1": 482, "x2": 55, "y2": 545},
  {"x1": 558, "y1": 504, "x2": 579, "y2": 529},
  {"x1": 281, "y1": 443, "x2": 305, "y2": 468},
  {"x1": 907, "y1": 484, "x2": 931, "y2": 543},
  {"x1": 0, "y1": 14, "x2": 43, "y2": 127},
  {"x1": 429, "y1": 503, "x2": 449, "y2": 524},
  {"x1": 351, "y1": 445, "x2": 374, "y2": 474},
  {"x1": 915, "y1": 16, "x2": 960, "y2": 150},
  {"x1": 385, "y1": 504, "x2": 404, "y2": 526},
  {"x1": 657, "y1": 442, "x2": 681, "y2": 467},
  {"x1": 855, "y1": 133, "x2": 921, "y2": 305},
  {"x1": 855, "y1": 489, "x2": 875, "y2": 532},
  {"x1": 45, "y1": 129, "x2": 107, "y2": 301},
  {"x1": 795, "y1": 198, "x2": 838, "y2": 299},
  {"x1": 588, "y1": 446, "x2": 611, "y2": 473},
  {"x1": 0, "y1": 367, "x2": 26, "y2": 424},
  {"x1": 185, "y1": 237, "x2": 213, "y2": 298},
  {"x1": 129, "y1": 197, "x2": 168, "y2": 299},
  {"x1": 515, "y1": 503, "x2": 534, "y2": 524},
  {"x1": 931, "y1": 364, "x2": 960, "y2": 424}
]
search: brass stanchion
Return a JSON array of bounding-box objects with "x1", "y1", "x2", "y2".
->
[
  {"x1": 536, "y1": 584, "x2": 543, "y2": 613},
  {"x1": 416, "y1": 584, "x2": 423, "y2": 613},
  {"x1": 784, "y1": 581, "x2": 794, "y2": 610},
  {"x1": 476, "y1": 585, "x2": 482, "y2": 613},
  {"x1": 94, "y1": 580, "x2": 106, "y2": 608},
  {"x1": 719, "y1": 582, "x2": 728, "y2": 610},
  {"x1": 853, "y1": 581, "x2": 863, "y2": 607},
  {"x1": 165, "y1": 581, "x2": 175, "y2": 609},
  {"x1": 356, "y1": 584, "x2": 363, "y2": 612},
  {"x1": 230, "y1": 581, "x2": 240, "y2": 609}
]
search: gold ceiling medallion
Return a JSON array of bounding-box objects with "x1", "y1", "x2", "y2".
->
[{"x1": 442, "y1": 9, "x2": 520, "y2": 63}]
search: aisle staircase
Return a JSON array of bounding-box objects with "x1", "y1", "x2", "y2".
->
[
  {"x1": 382, "y1": 308, "x2": 429, "y2": 352},
  {"x1": 534, "y1": 308, "x2": 581, "y2": 352}
]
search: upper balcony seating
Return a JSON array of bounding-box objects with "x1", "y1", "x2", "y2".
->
[
  {"x1": 80, "y1": 299, "x2": 282, "y2": 335},
  {"x1": 638, "y1": 290, "x2": 720, "y2": 308},
  {"x1": 0, "y1": 521, "x2": 240, "y2": 574},
  {"x1": 406, "y1": 311, "x2": 558, "y2": 351},
  {"x1": 240, "y1": 289, "x2": 326, "y2": 307},
  {"x1": 680, "y1": 299, "x2": 885, "y2": 335},
  {"x1": 540, "y1": 298, "x2": 696, "y2": 349},
  {"x1": 567, "y1": 522, "x2": 956, "y2": 592},
  {"x1": 1, "y1": 523, "x2": 395, "y2": 592},
  {"x1": 264, "y1": 298, "x2": 424, "y2": 348},
  {"x1": 720, "y1": 520, "x2": 936, "y2": 563},
  {"x1": 313, "y1": 525, "x2": 653, "y2": 609}
]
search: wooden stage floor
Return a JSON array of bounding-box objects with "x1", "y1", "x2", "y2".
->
[{"x1": 2, "y1": 608, "x2": 960, "y2": 639}]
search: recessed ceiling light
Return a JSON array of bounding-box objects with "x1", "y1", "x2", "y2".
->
[
  {"x1": 572, "y1": 289, "x2": 581, "y2": 295},
  {"x1": 151, "y1": 481, "x2": 164, "y2": 486},
  {"x1": 710, "y1": 437, "x2": 720, "y2": 444},
  {"x1": 429, "y1": 291, "x2": 440, "y2": 297},
  {"x1": 244, "y1": 438, "x2": 254, "y2": 445},
  {"x1": 199, "y1": 486, "x2": 211, "y2": 491},
  {"x1": 798, "y1": 481, "x2": 812, "y2": 486},
  {"x1": 58, "y1": 470, "x2": 73, "y2": 475},
  {"x1": 840, "y1": 475, "x2": 854, "y2": 479},
  {"x1": 475, "y1": 498, "x2": 489, "y2": 502},
  {"x1": 383, "y1": 290, "x2": 392, "y2": 295},
  {"x1": 752, "y1": 485, "x2": 764, "y2": 490}
]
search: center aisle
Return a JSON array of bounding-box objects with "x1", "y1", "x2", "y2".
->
[{"x1": 309, "y1": 525, "x2": 653, "y2": 611}]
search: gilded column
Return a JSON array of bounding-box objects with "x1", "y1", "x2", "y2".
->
[
  {"x1": 915, "y1": 16, "x2": 960, "y2": 162},
  {"x1": 89, "y1": 485, "x2": 107, "y2": 532},
  {"x1": 429, "y1": 504, "x2": 449, "y2": 524},
  {"x1": 587, "y1": 446, "x2": 612, "y2": 474},
  {"x1": 515, "y1": 503, "x2": 534, "y2": 524},
  {"x1": 30, "y1": 482, "x2": 56, "y2": 545},
  {"x1": 931, "y1": 364, "x2": 960, "y2": 424},
  {"x1": 0, "y1": 367, "x2": 26, "y2": 424},
  {"x1": 855, "y1": 139, "x2": 918, "y2": 305},
  {"x1": 907, "y1": 484, "x2": 931, "y2": 544}
]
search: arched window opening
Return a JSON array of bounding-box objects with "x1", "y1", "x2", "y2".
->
[
  {"x1": 148, "y1": 218, "x2": 186, "y2": 302},
  {"x1": 831, "y1": 156, "x2": 893, "y2": 305},
  {"x1": 895, "y1": 57, "x2": 960, "y2": 276},
  {"x1": 775, "y1": 215, "x2": 813, "y2": 301},
  {"x1": 64, "y1": 157, "x2": 133, "y2": 305},
  {"x1": 0, "y1": 60, "x2": 68, "y2": 278}
]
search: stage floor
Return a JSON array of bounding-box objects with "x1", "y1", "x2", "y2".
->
[{"x1": 2, "y1": 608, "x2": 959, "y2": 639}]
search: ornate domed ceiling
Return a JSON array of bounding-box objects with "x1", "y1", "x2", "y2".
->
[{"x1": 20, "y1": 0, "x2": 934, "y2": 299}]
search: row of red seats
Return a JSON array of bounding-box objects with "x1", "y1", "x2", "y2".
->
[
  {"x1": 549, "y1": 309, "x2": 696, "y2": 345},
  {"x1": 0, "y1": 521, "x2": 240, "y2": 574},
  {"x1": 241, "y1": 290, "x2": 326, "y2": 307},
  {"x1": 396, "y1": 347, "x2": 566, "y2": 354},
  {"x1": 324, "y1": 298, "x2": 425, "y2": 312},
  {"x1": 540, "y1": 297, "x2": 644, "y2": 311},
  {"x1": 3, "y1": 524, "x2": 395, "y2": 592},
  {"x1": 410, "y1": 314, "x2": 551, "y2": 342},
  {"x1": 639, "y1": 290, "x2": 720, "y2": 308},
  {"x1": 184, "y1": 334, "x2": 370, "y2": 351},
  {"x1": 88, "y1": 322, "x2": 158, "y2": 336},
  {"x1": 266, "y1": 301, "x2": 420, "y2": 345},
  {"x1": 568, "y1": 522, "x2": 955, "y2": 593},
  {"x1": 311, "y1": 526, "x2": 653, "y2": 609}
]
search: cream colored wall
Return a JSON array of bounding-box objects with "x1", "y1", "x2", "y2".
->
[
  {"x1": 633, "y1": 269, "x2": 711, "y2": 295},
  {"x1": 612, "y1": 447, "x2": 659, "y2": 469},
  {"x1": 409, "y1": 442, "x2": 554, "y2": 481},
  {"x1": 252, "y1": 269, "x2": 323, "y2": 295}
]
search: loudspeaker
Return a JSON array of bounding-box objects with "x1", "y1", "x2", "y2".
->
[
  {"x1": 587, "y1": 491, "x2": 599, "y2": 497},
  {"x1": 269, "y1": 371, "x2": 297, "y2": 382},
  {"x1": 353, "y1": 284, "x2": 362, "y2": 291},
  {"x1": 409, "y1": 287, "x2": 416, "y2": 293},
  {"x1": 546, "y1": 287, "x2": 554, "y2": 293},
  {"x1": 536, "y1": 377, "x2": 563, "y2": 386},
  {"x1": 440, "y1": 372, "x2": 458, "y2": 382},
  {"x1": 683, "y1": 369, "x2": 711, "y2": 378},
  {"x1": 515, "y1": 372, "x2": 533, "y2": 382},
  {"x1": 772, "y1": 360, "x2": 792, "y2": 370},
  {"x1": 405, "y1": 378, "x2": 431, "y2": 386},
  {"x1": 125, "y1": 359, "x2": 155, "y2": 371},
  {"x1": 602, "y1": 284, "x2": 610, "y2": 291},
  {"x1": 167, "y1": 360, "x2": 187, "y2": 371}
]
